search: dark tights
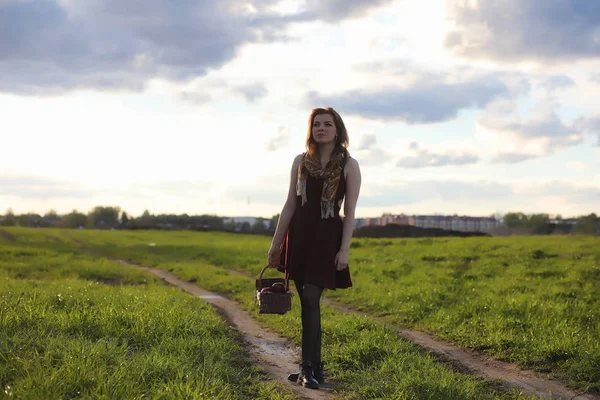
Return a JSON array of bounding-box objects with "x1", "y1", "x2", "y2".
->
[{"x1": 295, "y1": 281, "x2": 324, "y2": 364}]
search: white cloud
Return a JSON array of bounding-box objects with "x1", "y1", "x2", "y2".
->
[
  {"x1": 396, "y1": 142, "x2": 479, "y2": 168},
  {"x1": 265, "y1": 126, "x2": 291, "y2": 151},
  {"x1": 358, "y1": 133, "x2": 377, "y2": 150},
  {"x1": 445, "y1": 0, "x2": 600, "y2": 63},
  {"x1": 478, "y1": 97, "x2": 596, "y2": 161}
]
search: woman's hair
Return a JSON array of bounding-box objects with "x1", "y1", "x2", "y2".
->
[{"x1": 305, "y1": 107, "x2": 349, "y2": 154}]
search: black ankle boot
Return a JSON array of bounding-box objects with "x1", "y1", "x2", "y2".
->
[
  {"x1": 313, "y1": 361, "x2": 325, "y2": 384},
  {"x1": 297, "y1": 361, "x2": 319, "y2": 389}
]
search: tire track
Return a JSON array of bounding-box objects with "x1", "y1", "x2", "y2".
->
[
  {"x1": 64, "y1": 235, "x2": 333, "y2": 400},
  {"x1": 118, "y1": 260, "x2": 333, "y2": 400},
  {"x1": 63, "y1": 233, "x2": 598, "y2": 400},
  {"x1": 223, "y1": 267, "x2": 598, "y2": 400}
]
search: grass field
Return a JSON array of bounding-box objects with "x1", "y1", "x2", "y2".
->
[
  {"x1": 0, "y1": 229, "x2": 295, "y2": 400},
  {"x1": 2, "y1": 227, "x2": 598, "y2": 398},
  {"x1": 48, "y1": 228, "x2": 600, "y2": 395}
]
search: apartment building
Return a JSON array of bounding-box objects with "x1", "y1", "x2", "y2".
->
[{"x1": 363, "y1": 213, "x2": 503, "y2": 233}]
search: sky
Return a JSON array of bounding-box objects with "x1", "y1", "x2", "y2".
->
[{"x1": 1, "y1": 0, "x2": 599, "y2": 219}]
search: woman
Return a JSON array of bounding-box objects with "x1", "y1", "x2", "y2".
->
[{"x1": 267, "y1": 107, "x2": 362, "y2": 389}]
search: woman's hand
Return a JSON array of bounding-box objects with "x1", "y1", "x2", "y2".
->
[
  {"x1": 267, "y1": 245, "x2": 281, "y2": 268},
  {"x1": 334, "y1": 249, "x2": 349, "y2": 271}
]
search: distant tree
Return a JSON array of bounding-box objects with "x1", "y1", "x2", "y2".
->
[
  {"x1": 1, "y1": 208, "x2": 16, "y2": 226},
  {"x1": 574, "y1": 213, "x2": 599, "y2": 234},
  {"x1": 526, "y1": 213, "x2": 551, "y2": 235},
  {"x1": 269, "y1": 214, "x2": 280, "y2": 233},
  {"x1": 43, "y1": 209, "x2": 60, "y2": 226},
  {"x1": 139, "y1": 209, "x2": 155, "y2": 227},
  {"x1": 61, "y1": 210, "x2": 88, "y2": 229},
  {"x1": 240, "y1": 221, "x2": 251, "y2": 233},
  {"x1": 503, "y1": 212, "x2": 528, "y2": 229},
  {"x1": 17, "y1": 213, "x2": 43, "y2": 227},
  {"x1": 251, "y1": 218, "x2": 268, "y2": 234},
  {"x1": 121, "y1": 212, "x2": 130, "y2": 225},
  {"x1": 88, "y1": 206, "x2": 120, "y2": 229}
]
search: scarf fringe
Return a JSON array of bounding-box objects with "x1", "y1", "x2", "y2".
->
[
  {"x1": 321, "y1": 200, "x2": 335, "y2": 219},
  {"x1": 298, "y1": 177, "x2": 308, "y2": 207}
]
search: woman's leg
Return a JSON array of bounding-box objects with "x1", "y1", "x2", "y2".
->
[
  {"x1": 295, "y1": 281, "x2": 324, "y2": 363},
  {"x1": 294, "y1": 280, "x2": 323, "y2": 388}
]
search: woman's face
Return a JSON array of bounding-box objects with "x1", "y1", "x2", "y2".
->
[{"x1": 312, "y1": 113, "x2": 337, "y2": 145}]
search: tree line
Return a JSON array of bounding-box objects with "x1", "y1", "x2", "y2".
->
[
  {"x1": 0, "y1": 207, "x2": 598, "y2": 236},
  {"x1": 500, "y1": 212, "x2": 599, "y2": 235},
  {"x1": 0, "y1": 206, "x2": 280, "y2": 235}
]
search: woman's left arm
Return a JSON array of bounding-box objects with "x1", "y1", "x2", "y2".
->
[{"x1": 335, "y1": 158, "x2": 362, "y2": 270}]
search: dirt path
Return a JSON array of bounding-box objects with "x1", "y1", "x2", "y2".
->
[
  {"x1": 226, "y1": 267, "x2": 599, "y2": 400},
  {"x1": 116, "y1": 260, "x2": 333, "y2": 400},
  {"x1": 63, "y1": 233, "x2": 597, "y2": 400},
  {"x1": 0, "y1": 228, "x2": 16, "y2": 241},
  {"x1": 326, "y1": 300, "x2": 598, "y2": 400},
  {"x1": 63, "y1": 235, "x2": 333, "y2": 399}
]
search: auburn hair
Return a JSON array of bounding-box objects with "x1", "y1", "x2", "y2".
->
[{"x1": 305, "y1": 107, "x2": 349, "y2": 155}]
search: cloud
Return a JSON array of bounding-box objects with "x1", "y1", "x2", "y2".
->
[
  {"x1": 0, "y1": 174, "x2": 217, "y2": 203},
  {"x1": 396, "y1": 143, "x2": 479, "y2": 168},
  {"x1": 360, "y1": 179, "x2": 513, "y2": 207},
  {"x1": 540, "y1": 75, "x2": 575, "y2": 91},
  {"x1": 302, "y1": 0, "x2": 393, "y2": 21},
  {"x1": 0, "y1": 0, "x2": 398, "y2": 95},
  {"x1": 491, "y1": 153, "x2": 537, "y2": 164},
  {"x1": 180, "y1": 79, "x2": 268, "y2": 104},
  {"x1": 355, "y1": 147, "x2": 393, "y2": 166},
  {"x1": 360, "y1": 179, "x2": 600, "y2": 212},
  {"x1": 574, "y1": 115, "x2": 600, "y2": 146},
  {"x1": 224, "y1": 183, "x2": 286, "y2": 206},
  {"x1": 265, "y1": 126, "x2": 290, "y2": 151},
  {"x1": 518, "y1": 181, "x2": 600, "y2": 204},
  {"x1": 307, "y1": 75, "x2": 508, "y2": 123},
  {"x1": 179, "y1": 91, "x2": 212, "y2": 104},
  {"x1": 358, "y1": 133, "x2": 377, "y2": 150},
  {"x1": 234, "y1": 83, "x2": 268, "y2": 102},
  {"x1": 0, "y1": 175, "x2": 93, "y2": 199},
  {"x1": 480, "y1": 98, "x2": 596, "y2": 158},
  {"x1": 445, "y1": 0, "x2": 600, "y2": 62},
  {"x1": 0, "y1": 0, "x2": 260, "y2": 94},
  {"x1": 250, "y1": 0, "x2": 394, "y2": 23}
]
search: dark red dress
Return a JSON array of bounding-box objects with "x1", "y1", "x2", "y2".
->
[{"x1": 281, "y1": 163, "x2": 352, "y2": 290}]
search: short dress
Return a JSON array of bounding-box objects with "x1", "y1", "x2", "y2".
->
[{"x1": 281, "y1": 160, "x2": 352, "y2": 290}]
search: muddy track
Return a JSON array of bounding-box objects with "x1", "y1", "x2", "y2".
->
[
  {"x1": 64, "y1": 236, "x2": 332, "y2": 400},
  {"x1": 118, "y1": 260, "x2": 333, "y2": 400},
  {"x1": 62, "y1": 234, "x2": 598, "y2": 400},
  {"x1": 0, "y1": 228, "x2": 16, "y2": 241},
  {"x1": 225, "y1": 267, "x2": 598, "y2": 400}
]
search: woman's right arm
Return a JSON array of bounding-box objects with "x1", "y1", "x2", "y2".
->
[{"x1": 268, "y1": 154, "x2": 303, "y2": 265}]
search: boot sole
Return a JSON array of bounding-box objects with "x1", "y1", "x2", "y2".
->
[{"x1": 301, "y1": 382, "x2": 319, "y2": 389}]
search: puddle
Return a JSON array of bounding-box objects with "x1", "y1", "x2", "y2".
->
[
  {"x1": 198, "y1": 294, "x2": 224, "y2": 300},
  {"x1": 256, "y1": 341, "x2": 289, "y2": 357}
]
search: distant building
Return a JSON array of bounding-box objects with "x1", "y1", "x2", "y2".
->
[
  {"x1": 354, "y1": 218, "x2": 367, "y2": 228},
  {"x1": 364, "y1": 213, "x2": 503, "y2": 233}
]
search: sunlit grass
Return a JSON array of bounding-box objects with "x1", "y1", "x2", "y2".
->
[
  {"x1": 0, "y1": 229, "x2": 295, "y2": 400},
  {"x1": 18, "y1": 228, "x2": 548, "y2": 399},
  {"x1": 50, "y1": 227, "x2": 600, "y2": 394}
]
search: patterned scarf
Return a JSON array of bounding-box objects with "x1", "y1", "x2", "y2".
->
[{"x1": 297, "y1": 148, "x2": 348, "y2": 218}]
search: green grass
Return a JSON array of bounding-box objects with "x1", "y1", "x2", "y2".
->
[
  {"x1": 0, "y1": 228, "x2": 295, "y2": 400},
  {"x1": 48, "y1": 227, "x2": 600, "y2": 395},
  {"x1": 14, "y1": 228, "x2": 544, "y2": 399}
]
